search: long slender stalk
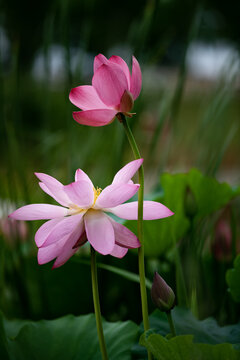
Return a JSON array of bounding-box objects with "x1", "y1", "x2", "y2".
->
[
  {"x1": 166, "y1": 311, "x2": 176, "y2": 337},
  {"x1": 90, "y1": 246, "x2": 108, "y2": 360},
  {"x1": 120, "y1": 114, "x2": 152, "y2": 360}
]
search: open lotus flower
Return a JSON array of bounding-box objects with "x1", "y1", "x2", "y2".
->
[
  {"x1": 69, "y1": 54, "x2": 142, "y2": 127},
  {"x1": 9, "y1": 159, "x2": 173, "y2": 268}
]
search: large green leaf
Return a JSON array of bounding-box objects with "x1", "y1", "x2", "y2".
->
[
  {"x1": 149, "y1": 307, "x2": 240, "y2": 346},
  {"x1": 3, "y1": 313, "x2": 139, "y2": 360},
  {"x1": 140, "y1": 332, "x2": 240, "y2": 360},
  {"x1": 133, "y1": 307, "x2": 240, "y2": 358},
  {"x1": 188, "y1": 168, "x2": 238, "y2": 220},
  {"x1": 226, "y1": 254, "x2": 240, "y2": 303}
]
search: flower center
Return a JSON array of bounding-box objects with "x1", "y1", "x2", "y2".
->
[{"x1": 68, "y1": 186, "x2": 102, "y2": 215}]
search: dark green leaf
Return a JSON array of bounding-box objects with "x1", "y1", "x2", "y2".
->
[
  {"x1": 140, "y1": 332, "x2": 240, "y2": 360},
  {"x1": 4, "y1": 314, "x2": 139, "y2": 360},
  {"x1": 149, "y1": 307, "x2": 240, "y2": 346}
]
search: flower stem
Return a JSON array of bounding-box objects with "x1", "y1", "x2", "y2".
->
[
  {"x1": 90, "y1": 246, "x2": 108, "y2": 360},
  {"x1": 166, "y1": 311, "x2": 176, "y2": 337},
  {"x1": 121, "y1": 114, "x2": 152, "y2": 360}
]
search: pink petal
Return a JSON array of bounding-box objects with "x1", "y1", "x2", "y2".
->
[
  {"x1": 39, "y1": 182, "x2": 70, "y2": 208},
  {"x1": 75, "y1": 169, "x2": 93, "y2": 187},
  {"x1": 110, "y1": 244, "x2": 128, "y2": 258},
  {"x1": 109, "y1": 55, "x2": 131, "y2": 88},
  {"x1": 94, "y1": 54, "x2": 108, "y2": 73},
  {"x1": 52, "y1": 244, "x2": 78, "y2": 269},
  {"x1": 73, "y1": 231, "x2": 87, "y2": 248},
  {"x1": 41, "y1": 213, "x2": 85, "y2": 247},
  {"x1": 73, "y1": 109, "x2": 117, "y2": 127},
  {"x1": 95, "y1": 183, "x2": 140, "y2": 209},
  {"x1": 38, "y1": 240, "x2": 64, "y2": 265},
  {"x1": 9, "y1": 204, "x2": 68, "y2": 220},
  {"x1": 35, "y1": 218, "x2": 63, "y2": 247},
  {"x1": 108, "y1": 217, "x2": 140, "y2": 249},
  {"x1": 35, "y1": 173, "x2": 70, "y2": 207},
  {"x1": 39, "y1": 182, "x2": 53, "y2": 197},
  {"x1": 92, "y1": 63, "x2": 128, "y2": 106},
  {"x1": 69, "y1": 85, "x2": 108, "y2": 111},
  {"x1": 52, "y1": 246, "x2": 78, "y2": 268},
  {"x1": 52, "y1": 220, "x2": 85, "y2": 268},
  {"x1": 112, "y1": 159, "x2": 143, "y2": 185},
  {"x1": 106, "y1": 201, "x2": 174, "y2": 220},
  {"x1": 84, "y1": 210, "x2": 115, "y2": 255},
  {"x1": 38, "y1": 219, "x2": 85, "y2": 267},
  {"x1": 130, "y1": 56, "x2": 142, "y2": 100},
  {"x1": 64, "y1": 181, "x2": 94, "y2": 208}
]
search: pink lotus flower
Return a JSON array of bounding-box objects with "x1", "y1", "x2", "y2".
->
[
  {"x1": 9, "y1": 159, "x2": 173, "y2": 268},
  {"x1": 69, "y1": 54, "x2": 142, "y2": 127}
]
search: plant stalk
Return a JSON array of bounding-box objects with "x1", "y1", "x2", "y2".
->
[
  {"x1": 121, "y1": 114, "x2": 152, "y2": 360},
  {"x1": 166, "y1": 311, "x2": 176, "y2": 337},
  {"x1": 90, "y1": 246, "x2": 108, "y2": 360}
]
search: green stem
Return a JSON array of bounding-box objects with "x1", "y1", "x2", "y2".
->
[
  {"x1": 121, "y1": 114, "x2": 152, "y2": 360},
  {"x1": 166, "y1": 311, "x2": 176, "y2": 337},
  {"x1": 90, "y1": 246, "x2": 108, "y2": 360}
]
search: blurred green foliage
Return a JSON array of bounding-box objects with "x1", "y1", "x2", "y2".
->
[
  {"x1": 0, "y1": 0, "x2": 240, "y2": 358},
  {"x1": 226, "y1": 254, "x2": 240, "y2": 303},
  {"x1": 124, "y1": 169, "x2": 239, "y2": 257}
]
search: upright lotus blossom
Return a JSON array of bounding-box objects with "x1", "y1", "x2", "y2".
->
[
  {"x1": 69, "y1": 54, "x2": 142, "y2": 127},
  {"x1": 9, "y1": 159, "x2": 173, "y2": 268}
]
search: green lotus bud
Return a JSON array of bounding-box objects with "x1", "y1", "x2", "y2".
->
[{"x1": 151, "y1": 272, "x2": 175, "y2": 312}]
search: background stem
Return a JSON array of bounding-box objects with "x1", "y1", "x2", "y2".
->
[{"x1": 90, "y1": 246, "x2": 108, "y2": 360}]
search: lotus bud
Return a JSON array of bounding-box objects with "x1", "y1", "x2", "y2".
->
[{"x1": 151, "y1": 272, "x2": 175, "y2": 312}]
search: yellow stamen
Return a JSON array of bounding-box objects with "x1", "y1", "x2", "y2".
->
[
  {"x1": 68, "y1": 186, "x2": 102, "y2": 215},
  {"x1": 93, "y1": 186, "x2": 102, "y2": 206}
]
